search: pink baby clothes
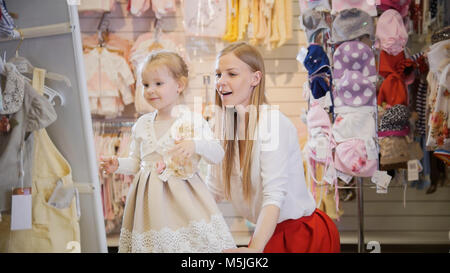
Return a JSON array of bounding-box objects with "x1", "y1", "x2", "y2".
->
[
  {"x1": 84, "y1": 48, "x2": 135, "y2": 116},
  {"x1": 151, "y1": 0, "x2": 176, "y2": 18},
  {"x1": 130, "y1": 0, "x2": 151, "y2": 16}
]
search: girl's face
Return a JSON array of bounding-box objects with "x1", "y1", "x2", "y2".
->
[
  {"x1": 142, "y1": 64, "x2": 183, "y2": 114},
  {"x1": 215, "y1": 53, "x2": 261, "y2": 107}
]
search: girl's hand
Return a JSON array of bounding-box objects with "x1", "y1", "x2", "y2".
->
[
  {"x1": 168, "y1": 139, "x2": 196, "y2": 164},
  {"x1": 99, "y1": 156, "x2": 119, "y2": 174},
  {"x1": 223, "y1": 247, "x2": 262, "y2": 253}
]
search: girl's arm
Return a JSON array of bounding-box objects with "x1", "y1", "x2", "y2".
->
[
  {"x1": 193, "y1": 117, "x2": 225, "y2": 165},
  {"x1": 116, "y1": 123, "x2": 141, "y2": 175}
]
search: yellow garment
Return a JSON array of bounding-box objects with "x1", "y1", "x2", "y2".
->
[
  {"x1": 284, "y1": 0, "x2": 292, "y2": 42},
  {"x1": 238, "y1": 0, "x2": 250, "y2": 40},
  {"x1": 256, "y1": 0, "x2": 268, "y2": 42},
  {"x1": 223, "y1": 0, "x2": 239, "y2": 42},
  {"x1": 262, "y1": 0, "x2": 273, "y2": 48},
  {"x1": 303, "y1": 155, "x2": 343, "y2": 220},
  {"x1": 0, "y1": 70, "x2": 80, "y2": 252},
  {"x1": 249, "y1": 0, "x2": 259, "y2": 45}
]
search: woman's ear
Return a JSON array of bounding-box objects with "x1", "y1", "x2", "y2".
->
[{"x1": 250, "y1": 71, "x2": 262, "y2": 87}]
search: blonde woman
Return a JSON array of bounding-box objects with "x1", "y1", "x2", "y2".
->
[{"x1": 209, "y1": 42, "x2": 340, "y2": 253}]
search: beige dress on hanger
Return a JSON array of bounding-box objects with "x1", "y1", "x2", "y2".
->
[{"x1": 116, "y1": 107, "x2": 236, "y2": 253}]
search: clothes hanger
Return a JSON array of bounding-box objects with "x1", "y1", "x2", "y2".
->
[
  {"x1": 148, "y1": 18, "x2": 164, "y2": 51},
  {"x1": 10, "y1": 29, "x2": 66, "y2": 105},
  {"x1": 9, "y1": 29, "x2": 72, "y2": 87}
]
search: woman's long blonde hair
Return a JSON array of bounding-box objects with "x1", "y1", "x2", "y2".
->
[{"x1": 215, "y1": 42, "x2": 268, "y2": 202}]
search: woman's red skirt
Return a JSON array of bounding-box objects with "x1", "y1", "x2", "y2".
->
[{"x1": 261, "y1": 209, "x2": 340, "y2": 253}]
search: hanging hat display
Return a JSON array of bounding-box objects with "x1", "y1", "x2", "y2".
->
[{"x1": 329, "y1": 8, "x2": 374, "y2": 44}]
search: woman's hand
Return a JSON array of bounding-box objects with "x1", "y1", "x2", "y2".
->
[
  {"x1": 168, "y1": 139, "x2": 196, "y2": 164},
  {"x1": 99, "y1": 156, "x2": 119, "y2": 174},
  {"x1": 223, "y1": 247, "x2": 262, "y2": 253}
]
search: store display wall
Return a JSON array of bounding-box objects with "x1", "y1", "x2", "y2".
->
[{"x1": 79, "y1": 0, "x2": 450, "y2": 247}]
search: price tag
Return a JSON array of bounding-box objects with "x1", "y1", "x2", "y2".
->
[
  {"x1": 376, "y1": 185, "x2": 388, "y2": 194},
  {"x1": 371, "y1": 170, "x2": 392, "y2": 189},
  {"x1": 11, "y1": 187, "x2": 32, "y2": 230},
  {"x1": 318, "y1": 92, "x2": 333, "y2": 109},
  {"x1": 337, "y1": 170, "x2": 353, "y2": 184},
  {"x1": 408, "y1": 160, "x2": 419, "y2": 181},
  {"x1": 365, "y1": 139, "x2": 378, "y2": 161},
  {"x1": 316, "y1": 138, "x2": 328, "y2": 160},
  {"x1": 296, "y1": 47, "x2": 308, "y2": 64},
  {"x1": 378, "y1": 173, "x2": 392, "y2": 189},
  {"x1": 324, "y1": 166, "x2": 337, "y2": 185}
]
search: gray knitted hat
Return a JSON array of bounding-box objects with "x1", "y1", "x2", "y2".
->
[
  {"x1": 329, "y1": 8, "x2": 374, "y2": 44},
  {"x1": 302, "y1": 9, "x2": 329, "y2": 43}
]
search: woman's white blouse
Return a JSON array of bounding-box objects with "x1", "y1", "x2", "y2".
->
[{"x1": 207, "y1": 108, "x2": 317, "y2": 224}]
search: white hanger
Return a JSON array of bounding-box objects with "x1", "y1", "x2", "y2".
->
[
  {"x1": 9, "y1": 56, "x2": 72, "y2": 87},
  {"x1": 21, "y1": 76, "x2": 65, "y2": 106},
  {"x1": 9, "y1": 42, "x2": 67, "y2": 106}
]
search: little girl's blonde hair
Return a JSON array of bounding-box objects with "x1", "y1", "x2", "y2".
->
[{"x1": 138, "y1": 50, "x2": 189, "y2": 101}]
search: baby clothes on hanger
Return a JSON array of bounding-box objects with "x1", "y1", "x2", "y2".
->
[
  {"x1": 328, "y1": 8, "x2": 375, "y2": 45},
  {"x1": 375, "y1": 9, "x2": 409, "y2": 56},
  {"x1": 151, "y1": 0, "x2": 176, "y2": 19},
  {"x1": 301, "y1": 8, "x2": 330, "y2": 44},
  {"x1": 238, "y1": 0, "x2": 250, "y2": 41},
  {"x1": 222, "y1": 0, "x2": 239, "y2": 42},
  {"x1": 83, "y1": 33, "x2": 133, "y2": 65},
  {"x1": 0, "y1": 63, "x2": 57, "y2": 213},
  {"x1": 0, "y1": 64, "x2": 81, "y2": 253},
  {"x1": 426, "y1": 63, "x2": 450, "y2": 150},
  {"x1": 78, "y1": 0, "x2": 115, "y2": 12},
  {"x1": 130, "y1": 0, "x2": 151, "y2": 16},
  {"x1": 377, "y1": 50, "x2": 416, "y2": 106},
  {"x1": 183, "y1": 0, "x2": 227, "y2": 38},
  {"x1": 83, "y1": 48, "x2": 135, "y2": 117}
]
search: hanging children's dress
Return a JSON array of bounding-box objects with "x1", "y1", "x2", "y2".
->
[
  {"x1": 0, "y1": 66, "x2": 80, "y2": 252},
  {"x1": 117, "y1": 107, "x2": 236, "y2": 253}
]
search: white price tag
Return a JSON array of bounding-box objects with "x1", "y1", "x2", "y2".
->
[
  {"x1": 371, "y1": 170, "x2": 392, "y2": 189},
  {"x1": 296, "y1": 47, "x2": 308, "y2": 64},
  {"x1": 318, "y1": 92, "x2": 333, "y2": 109},
  {"x1": 11, "y1": 188, "x2": 32, "y2": 231},
  {"x1": 408, "y1": 160, "x2": 419, "y2": 181},
  {"x1": 365, "y1": 139, "x2": 378, "y2": 161},
  {"x1": 324, "y1": 165, "x2": 337, "y2": 185},
  {"x1": 247, "y1": 23, "x2": 254, "y2": 38},
  {"x1": 376, "y1": 185, "x2": 388, "y2": 194},
  {"x1": 378, "y1": 173, "x2": 392, "y2": 189},
  {"x1": 337, "y1": 170, "x2": 353, "y2": 184},
  {"x1": 316, "y1": 138, "x2": 328, "y2": 160}
]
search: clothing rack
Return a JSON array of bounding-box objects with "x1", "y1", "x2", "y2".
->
[
  {"x1": 0, "y1": 0, "x2": 108, "y2": 252},
  {"x1": 0, "y1": 22, "x2": 72, "y2": 42}
]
